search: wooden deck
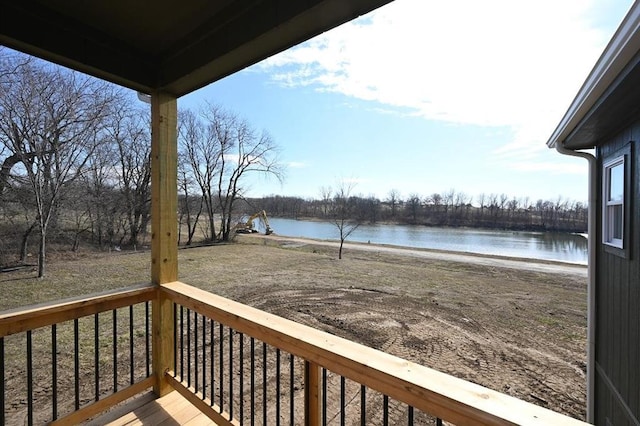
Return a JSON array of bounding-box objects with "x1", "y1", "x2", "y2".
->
[
  {"x1": 1, "y1": 281, "x2": 590, "y2": 426},
  {"x1": 88, "y1": 391, "x2": 217, "y2": 426}
]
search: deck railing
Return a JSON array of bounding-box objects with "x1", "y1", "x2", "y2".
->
[
  {"x1": 0, "y1": 281, "x2": 588, "y2": 425},
  {"x1": 0, "y1": 285, "x2": 155, "y2": 425},
  {"x1": 162, "y1": 281, "x2": 588, "y2": 426}
]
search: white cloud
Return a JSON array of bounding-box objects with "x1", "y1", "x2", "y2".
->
[
  {"x1": 258, "y1": 0, "x2": 627, "y2": 156},
  {"x1": 287, "y1": 161, "x2": 308, "y2": 169}
]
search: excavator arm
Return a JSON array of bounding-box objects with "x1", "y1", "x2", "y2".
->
[{"x1": 235, "y1": 210, "x2": 274, "y2": 235}]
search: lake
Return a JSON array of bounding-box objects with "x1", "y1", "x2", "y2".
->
[{"x1": 265, "y1": 218, "x2": 588, "y2": 264}]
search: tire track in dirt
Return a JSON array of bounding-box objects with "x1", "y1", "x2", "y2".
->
[
  {"x1": 217, "y1": 238, "x2": 587, "y2": 421},
  {"x1": 236, "y1": 283, "x2": 586, "y2": 421}
]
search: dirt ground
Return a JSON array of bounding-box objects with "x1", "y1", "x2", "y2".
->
[
  {"x1": 0, "y1": 234, "x2": 588, "y2": 423},
  {"x1": 197, "y1": 235, "x2": 588, "y2": 421}
]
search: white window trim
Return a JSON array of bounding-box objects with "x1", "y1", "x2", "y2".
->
[{"x1": 602, "y1": 155, "x2": 625, "y2": 249}]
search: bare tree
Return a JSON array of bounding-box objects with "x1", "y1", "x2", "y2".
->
[
  {"x1": 320, "y1": 186, "x2": 332, "y2": 218},
  {"x1": 82, "y1": 139, "x2": 123, "y2": 249},
  {"x1": 499, "y1": 193, "x2": 509, "y2": 217},
  {"x1": 0, "y1": 59, "x2": 116, "y2": 276},
  {"x1": 330, "y1": 181, "x2": 360, "y2": 260},
  {"x1": 108, "y1": 101, "x2": 152, "y2": 248},
  {"x1": 477, "y1": 193, "x2": 486, "y2": 221},
  {"x1": 206, "y1": 105, "x2": 282, "y2": 242},
  {"x1": 386, "y1": 188, "x2": 401, "y2": 219},
  {"x1": 442, "y1": 189, "x2": 455, "y2": 218},
  {"x1": 0, "y1": 49, "x2": 32, "y2": 196},
  {"x1": 179, "y1": 108, "x2": 220, "y2": 241},
  {"x1": 488, "y1": 193, "x2": 499, "y2": 224},
  {"x1": 507, "y1": 197, "x2": 519, "y2": 219},
  {"x1": 180, "y1": 104, "x2": 282, "y2": 242},
  {"x1": 178, "y1": 154, "x2": 203, "y2": 245},
  {"x1": 406, "y1": 193, "x2": 422, "y2": 223}
]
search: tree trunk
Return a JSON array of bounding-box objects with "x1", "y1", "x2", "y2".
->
[
  {"x1": 72, "y1": 232, "x2": 80, "y2": 252},
  {"x1": 19, "y1": 222, "x2": 36, "y2": 262},
  {"x1": 208, "y1": 213, "x2": 216, "y2": 241},
  {"x1": 339, "y1": 239, "x2": 344, "y2": 260},
  {"x1": 222, "y1": 212, "x2": 232, "y2": 242},
  {"x1": 38, "y1": 229, "x2": 46, "y2": 278}
]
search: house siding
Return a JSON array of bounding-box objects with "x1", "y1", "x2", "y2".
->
[{"x1": 596, "y1": 124, "x2": 640, "y2": 426}]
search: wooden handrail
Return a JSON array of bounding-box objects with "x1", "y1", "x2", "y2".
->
[
  {"x1": 163, "y1": 281, "x2": 588, "y2": 426},
  {"x1": 1, "y1": 284, "x2": 157, "y2": 424},
  {"x1": 0, "y1": 284, "x2": 155, "y2": 337}
]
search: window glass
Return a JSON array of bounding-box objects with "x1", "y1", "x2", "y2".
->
[
  {"x1": 603, "y1": 155, "x2": 625, "y2": 250},
  {"x1": 612, "y1": 204, "x2": 623, "y2": 240},
  {"x1": 608, "y1": 162, "x2": 624, "y2": 202}
]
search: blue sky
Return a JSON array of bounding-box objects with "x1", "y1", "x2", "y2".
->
[{"x1": 180, "y1": 0, "x2": 634, "y2": 204}]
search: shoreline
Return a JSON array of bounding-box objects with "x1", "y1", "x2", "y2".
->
[
  {"x1": 238, "y1": 234, "x2": 588, "y2": 277},
  {"x1": 265, "y1": 219, "x2": 588, "y2": 265},
  {"x1": 262, "y1": 233, "x2": 589, "y2": 267}
]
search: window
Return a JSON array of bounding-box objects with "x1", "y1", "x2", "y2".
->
[{"x1": 603, "y1": 156, "x2": 625, "y2": 248}]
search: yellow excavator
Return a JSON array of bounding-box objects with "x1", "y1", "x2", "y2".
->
[{"x1": 235, "y1": 210, "x2": 274, "y2": 235}]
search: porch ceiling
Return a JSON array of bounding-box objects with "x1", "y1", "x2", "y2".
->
[{"x1": 0, "y1": 0, "x2": 392, "y2": 97}]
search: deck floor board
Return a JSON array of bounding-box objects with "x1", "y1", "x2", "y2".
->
[{"x1": 97, "y1": 392, "x2": 216, "y2": 426}]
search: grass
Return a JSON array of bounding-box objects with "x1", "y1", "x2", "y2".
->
[{"x1": 0, "y1": 236, "x2": 589, "y2": 421}]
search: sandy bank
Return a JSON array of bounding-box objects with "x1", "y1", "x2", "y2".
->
[{"x1": 260, "y1": 234, "x2": 588, "y2": 277}]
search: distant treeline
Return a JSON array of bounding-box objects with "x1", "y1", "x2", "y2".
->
[{"x1": 251, "y1": 190, "x2": 588, "y2": 233}]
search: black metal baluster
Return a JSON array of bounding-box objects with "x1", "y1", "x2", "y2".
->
[
  {"x1": 194, "y1": 312, "x2": 198, "y2": 392},
  {"x1": 27, "y1": 330, "x2": 33, "y2": 426},
  {"x1": 202, "y1": 315, "x2": 206, "y2": 400},
  {"x1": 74, "y1": 319, "x2": 80, "y2": 410},
  {"x1": 113, "y1": 309, "x2": 118, "y2": 392},
  {"x1": 383, "y1": 395, "x2": 389, "y2": 426},
  {"x1": 240, "y1": 333, "x2": 244, "y2": 426},
  {"x1": 250, "y1": 337, "x2": 255, "y2": 426},
  {"x1": 229, "y1": 328, "x2": 234, "y2": 419},
  {"x1": 219, "y1": 323, "x2": 224, "y2": 410},
  {"x1": 180, "y1": 306, "x2": 184, "y2": 380},
  {"x1": 129, "y1": 305, "x2": 134, "y2": 385},
  {"x1": 146, "y1": 301, "x2": 151, "y2": 377},
  {"x1": 262, "y1": 342, "x2": 267, "y2": 426},
  {"x1": 52, "y1": 325, "x2": 57, "y2": 420},
  {"x1": 1, "y1": 337, "x2": 4, "y2": 426},
  {"x1": 322, "y1": 368, "x2": 327, "y2": 426},
  {"x1": 94, "y1": 314, "x2": 99, "y2": 402},
  {"x1": 408, "y1": 406, "x2": 414, "y2": 425},
  {"x1": 187, "y1": 309, "x2": 191, "y2": 387},
  {"x1": 210, "y1": 319, "x2": 214, "y2": 407},
  {"x1": 340, "y1": 376, "x2": 346, "y2": 426},
  {"x1": 275, "y1": 348, "x2": 280, "y2": 426},
  {"x1": 172, "y1": 303, "x2": 177, "y2": 374},
  {"x1": 360, "y1": 385, "x2": 367, "y2": 425},
  {"x1": 290, "y1": 354, "x2": 295, "y2": 426}
]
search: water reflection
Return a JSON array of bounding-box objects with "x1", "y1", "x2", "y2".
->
[{"x1": 266, "y1": 218, "x2": 587, "y2": 264}]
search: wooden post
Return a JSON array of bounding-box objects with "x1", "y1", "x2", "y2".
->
[
  {"x1": 150, "y1": 91, "x2": 177, "y2": 397},
  {"x1": 304, "y1": 361, "x2": 321, "y2": 426}
]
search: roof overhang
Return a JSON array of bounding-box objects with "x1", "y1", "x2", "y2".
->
[
  {"x1": 0, "y1": 0, "x2": 392, "y2": 97},
  {"x1": 547, "y1": 2, "x2": 640, "y2": 150}
]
